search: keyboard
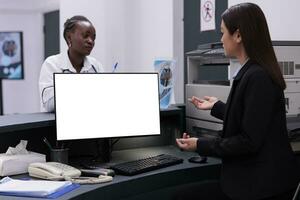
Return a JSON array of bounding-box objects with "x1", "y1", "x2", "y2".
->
[{"x1": 110, "y1": 154, "x2": 183, "y2": 175}]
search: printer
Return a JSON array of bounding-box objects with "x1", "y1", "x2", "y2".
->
[{"x1": 185, "y1": 41, "x2": 300, "y2": 137}]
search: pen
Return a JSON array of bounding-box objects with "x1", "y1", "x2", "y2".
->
[
  {"x1": 43, "y1": 137, "x2": 53, "y2": 151},
  {"x1": 112, "y1": 62, "x2": 118, "y2": 72}
]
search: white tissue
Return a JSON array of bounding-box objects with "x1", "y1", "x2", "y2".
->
[
  {"x1": 0, "y1": 152, "x2": 46, "y2": 176},
  {"x1": 0, "y1": 140, "x2": 45, "y2": 176},
  {"x1": 6, "y1": 140, "x2": 29, "y2": 155}
]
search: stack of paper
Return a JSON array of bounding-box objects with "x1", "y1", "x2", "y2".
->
[{"x1": 0, "y1": 177, "x2": 79, "y2": 198}]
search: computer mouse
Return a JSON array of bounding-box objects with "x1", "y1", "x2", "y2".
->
[{"x1": 188, "y1": 156, "x2": 207, "y2": 164}]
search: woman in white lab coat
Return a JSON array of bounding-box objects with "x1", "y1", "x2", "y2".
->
[{"x1": 39, "y1": 15, "x2": 104, "y2": 112}]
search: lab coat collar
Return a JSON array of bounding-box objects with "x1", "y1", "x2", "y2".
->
[{"x1": 62, "y1": 50, "x2": 94, "y2": 73}]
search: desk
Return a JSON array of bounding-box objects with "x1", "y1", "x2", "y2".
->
[
  {"x1": 2, "y1": 146, "x2": 221, "y2": 200},
  {"x1": 0, "y1": 109, "x2": 222, "y2": 199},
  {"x1": 0, "y1": 113, "x2": 56, "y2": 154}
]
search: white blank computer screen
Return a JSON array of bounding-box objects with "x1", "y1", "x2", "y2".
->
[{"x1": 54, "y1": 73, "x2": 161, "y2": 141}]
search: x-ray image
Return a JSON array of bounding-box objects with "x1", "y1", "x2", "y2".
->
[
  {"x1": 154, "y1": 59, "x2": 175, "y2": 109},
  {"x1": 0, "y1": 32, "x2": 23, "y2": 79}
]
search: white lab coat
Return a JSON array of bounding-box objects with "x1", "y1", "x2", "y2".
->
[{"x1": 39, "y1": 51, "x2": 104, "y2": 112}]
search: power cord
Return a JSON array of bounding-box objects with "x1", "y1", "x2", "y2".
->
[{"x1": 64, "y1": 175, "x2": 113, "y2": 184}]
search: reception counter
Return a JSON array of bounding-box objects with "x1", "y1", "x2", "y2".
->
[
  {"x1": 1, "y1": 146, "x2": 221, "y2": 200},
  {"x1": 0, "y1": 108, "x2": 222, "y2": 200}
]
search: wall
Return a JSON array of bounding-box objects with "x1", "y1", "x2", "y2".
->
[
  {"x1": 173, "y1": 0, "x2": 184, "y2": 104},
  {"x1": 228, "y1": 0, "x2": 300, "y2": 41},
  {"x1": 0, "y1": 0, "x2": 59, "y2": 114},
  {"x1": 60, "y1": 0, "x2": 184, "y2": 103},
  {"x1": 0, "y1": 11, "x2": 43, "y2": 114},
  {"x1": 0, "y1": 0, "x2": 59, "y2": 12}
]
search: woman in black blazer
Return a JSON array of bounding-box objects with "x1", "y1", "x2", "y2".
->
[{"x1": 176, "y1": 3, "x2": 300, "y2": 200}]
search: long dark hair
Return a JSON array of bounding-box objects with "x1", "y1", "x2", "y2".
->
[{"x1": 222, "y1": 3, "x2": 286, "y2": 89}]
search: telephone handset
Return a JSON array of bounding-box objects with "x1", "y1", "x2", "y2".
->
[{"x1": 28, "y1": 162, "x2": 81, "y2": 181}]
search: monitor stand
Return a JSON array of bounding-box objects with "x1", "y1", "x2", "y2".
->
[
  {"x1": 96, "y1": 138, "x2": 112, "y2": 163},
  {"x1": 92, "y1": 138, "x2": 111, "y2": 163},
  {"x1": 70, "y1": 138, "x2": 112, "y2": 168},
  {"x1": 188, "y1": 156, "x2": 207, "y2": 164}
]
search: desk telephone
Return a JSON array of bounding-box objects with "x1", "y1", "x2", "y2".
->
[
  {"x1": 28, "y1": 162, "x2": 81, "y2": 181},
  {"x1": 28, "y1": 162, "x2": 113, "y2": 184}
]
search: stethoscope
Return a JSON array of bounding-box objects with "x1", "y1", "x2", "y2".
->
[
  {"x1": 41, "y1": 65, "x2": 98, "y2": 104},
  {"x1": 61, "y1": 65, "x2": 97, "y2": 73}
]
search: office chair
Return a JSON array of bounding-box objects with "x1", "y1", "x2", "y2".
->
[{"x1": 292, "y1": 182, "x2": 300, "y2": 200}]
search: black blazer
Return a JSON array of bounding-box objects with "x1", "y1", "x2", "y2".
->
[{"x1": 197, "y1": 60, "x2": 300, "y2": 200}]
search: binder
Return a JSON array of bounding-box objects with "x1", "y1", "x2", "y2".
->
[{"x1": 0, "y1": 177, "x2": 80, "y2": 198}]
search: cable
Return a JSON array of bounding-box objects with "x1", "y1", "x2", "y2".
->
[{"x1": 64, "y1": 175, "x2": 112, "y2": 184}]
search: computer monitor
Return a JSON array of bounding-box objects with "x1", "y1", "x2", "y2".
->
[{"x1": 54, "y1": 73, "x2": 161, "y2": 142}]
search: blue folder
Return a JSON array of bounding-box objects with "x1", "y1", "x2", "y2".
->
[{"x1": 0, "y1": 181, "x2": 80, "y2": 199}]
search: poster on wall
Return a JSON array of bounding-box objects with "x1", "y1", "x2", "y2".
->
[
  {"x1": 0, "y1": 32, "x2": 24, "y2": 79},
  {"x1": 200, "y1": 0, "x2": 216, "y2": 31},
  {"x1": 154, "y1": 59, "x2": 176, "y2": 109}
]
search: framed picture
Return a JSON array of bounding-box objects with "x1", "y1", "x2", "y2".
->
[{"x1": 0, "y1": 31, "x2": 24, "y2": 79}]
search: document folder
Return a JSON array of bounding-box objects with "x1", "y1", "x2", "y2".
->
[{"x1": 0, "y1": 177, "x2": 80, "y2": 198}]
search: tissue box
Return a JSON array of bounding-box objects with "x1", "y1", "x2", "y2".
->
[{"x1": 0, "y1": 151, "x2": 46, "y2": 176}]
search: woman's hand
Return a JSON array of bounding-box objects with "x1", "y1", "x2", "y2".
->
[
  {"x1": 188, "y1": 96, "x2": 218, "y2": 110},
  {"x1": 176, "y1": 133, "x2": 198, "y2": 151}
]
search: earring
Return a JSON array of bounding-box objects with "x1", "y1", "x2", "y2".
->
[{"x1": 68, "y1": 43, "x2": 72, "y2": 48}]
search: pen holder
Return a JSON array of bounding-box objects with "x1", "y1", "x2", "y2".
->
[{"x1": 50, "y1": 148, "x2": 69, "y2": 164}]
